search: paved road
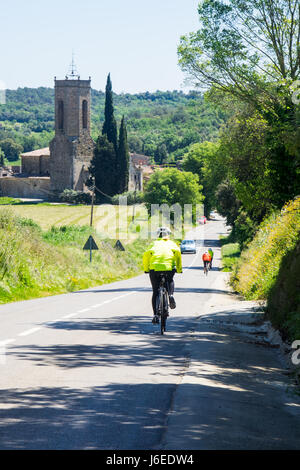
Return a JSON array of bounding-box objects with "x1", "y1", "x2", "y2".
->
[{"x1": 0, "y1": 215, "x2": 299, "y2": 450}]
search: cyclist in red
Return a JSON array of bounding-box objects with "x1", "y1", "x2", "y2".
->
[{"x1": 202, "y1": 251, "x2": 212, "y2": 272}]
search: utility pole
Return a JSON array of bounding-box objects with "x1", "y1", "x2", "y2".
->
[
  {"x1": 132, "y1": 178, "x2": 137, "y2": 223},
  {"x1": 132, "y1": 167, "x2": 141, "y2": 223},
  {"x1": 89, "y1": 176, "x2": 95, "y2": 262}
]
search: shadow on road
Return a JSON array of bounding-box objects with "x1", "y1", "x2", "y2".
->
[
  {"x1": 3, "y1": 318, "x2": 300, "y2": 449},
  {"x1": 0, "y1": 383, "x2": 175, "y2": 450},
  {"x1": 202, "y1": 239, "x2": 221, "y2": 248},
  {"x1": 9, "y1": 316, "x2": 194, "y2": 369},
  {"x1": 185, "y1": 266, "x2": 221, "y2": 272},
  {"x1": 74, "y1": 284, "x2": 226, "y2": 295}
]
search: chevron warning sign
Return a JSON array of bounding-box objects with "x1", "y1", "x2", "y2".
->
[
  {"x1": 83, "y1": 235, "x2": 99, "y2": 251},
  {"x1": 114, "y1": 240, "x2": 125, "y2": 251}
]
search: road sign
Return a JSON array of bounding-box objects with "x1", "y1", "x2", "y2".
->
[
  {"x1": 114, "y1": 240, "x2": 125, "y2": 251},
  {"x1": 83, "y1": 235, "x2": 99, "y2": 251}
]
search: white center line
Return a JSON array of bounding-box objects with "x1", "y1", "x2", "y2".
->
[
  {"x1": 15, "y1": 291, "x2": 139, "y2": 338},
  {"x1": 0, "y1": 338, "x2": 16, "y2": 346},
  {"x1": 18, "y1": 327, "x2": 41, "y2": 337},
  {"x1": 62, "y1": 313, "x2": 78, "y2": 319},
  {"x1": 89, "y1": 291, "x2": 138, "y2": 309}
]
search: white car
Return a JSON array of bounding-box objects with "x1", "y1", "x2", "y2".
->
[{"x1": 180, "y1": 239, "x2": 196, "y2": 254}]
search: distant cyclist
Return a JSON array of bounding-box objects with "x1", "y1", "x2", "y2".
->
[
  {"x1": 208, "y1": 248, "x2": 214, "y2": 268},
  {"x1": 202, "y1": 250, "x2": 212, "y2": 272},
  {"x1": 143, "y1": 227, "x2": 182, "y2": 324}
]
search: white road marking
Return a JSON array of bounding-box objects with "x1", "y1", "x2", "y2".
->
[
  {"x1": 12, "y1": 291, "x2": 139, "y2": 340},
  {"x1": 62, "y1": 313, "x2": 78, "y2": 319},
  {"x1": 0, "y1": 339, "x2": 16, "y2": 345},
  {"x1": 18, "y1": 327, "x2": 41, "y2": 337},
  {"x1": 90, "y1": 291, "x2": 137, "y2": 308}
]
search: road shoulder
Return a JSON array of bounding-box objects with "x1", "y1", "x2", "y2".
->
[{"x1": 162, "y1": 273, "x2": 300, "y2": 450}]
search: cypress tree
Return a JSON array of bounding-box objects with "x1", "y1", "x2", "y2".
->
[
  {"x1": 89, "y1": 134, "x2": 118, "y2": 200},
  {"x1": 117, "y1": 116, "x2": 130, "y2": 194},
  {"x1": 0, "y1": 148, "x2": 4, "y2": 167},
  {"x1": 102, "y1": 73, "x2": 118, "y2": 152}
]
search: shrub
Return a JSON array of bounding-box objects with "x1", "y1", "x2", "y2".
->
[
  {"x1": 111, "y1": 191, "x2": 144, "y2": 205},
  {"x1": 231, "y1": 209, "x2": 257, "y2": 249},
  {"x1": 59, "y1": 189, "x2": 91, "y2": 204},
  {"x1": 43, "y1": 225, "x2": 92, "y2": 245}
]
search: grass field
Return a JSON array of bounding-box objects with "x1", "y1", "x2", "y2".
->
[
  {"x1": 0, "y1": 207, "x2": 146, "y2": 304},
  {"x1": 3, "y1": 200, "x2": 182, "y2": 241},
  {"x1": 4, "y1": 202, "x2": 149, "y2": 240},
  {"x1": 0, "y1": 198, "x2": 187, "y2": 304}
]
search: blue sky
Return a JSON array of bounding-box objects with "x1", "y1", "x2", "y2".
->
[{"x1": 1, "y1": 0, "x2": 200, "y2": 93}]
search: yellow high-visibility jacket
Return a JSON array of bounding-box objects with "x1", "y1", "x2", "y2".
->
[{"x1": 143, "y1": 239, "x2": 182, "y2": 273}]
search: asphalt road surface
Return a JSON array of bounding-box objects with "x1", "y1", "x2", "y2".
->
[{"x1": 0, "y1": 215, "x2": 299, "y2": 450}]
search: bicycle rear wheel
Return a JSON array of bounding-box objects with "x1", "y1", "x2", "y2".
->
[{"x1": 161, "y1": 291, "x2": 168, "y2": 335}]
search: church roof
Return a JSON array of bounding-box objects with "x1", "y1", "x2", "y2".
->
[{"x1": 21, "y1": 147, "x2": 50, "y2": 157}]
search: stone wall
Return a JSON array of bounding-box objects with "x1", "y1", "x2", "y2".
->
[
  {"x1": 49, "y1": 133, "x2": 94, "y2": 192},
  {"x1": 128, "y1": 161, "x2": 143, "y2": 192},
  {"x1": 0, "y1": 177, "x2": 51, "y2": 199},
  {"x1": 22, "y1": 155, "x2": 50, "y2": 176}
]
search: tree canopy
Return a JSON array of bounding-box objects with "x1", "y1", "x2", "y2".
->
[
  {"x1": 0, "y1": 87, "x2": 227, "y2": 164},
  {"x1": 178, "y1": 0, "x2": 300, "y2": 109},
  {"x1": 144, "y1": 168, "x2": 204, "y2": 223},
  {"x1": 178, "y1": 0, "x2": 300, "y2": 236}
]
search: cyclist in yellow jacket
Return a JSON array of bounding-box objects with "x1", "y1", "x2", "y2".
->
[{"x1": 143, "y1": 227, "x2": 182, "y2": 323}]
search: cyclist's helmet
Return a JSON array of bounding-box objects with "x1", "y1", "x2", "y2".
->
[{"x1": 157, "y1": 227, "x2": 171, "y2": 238}]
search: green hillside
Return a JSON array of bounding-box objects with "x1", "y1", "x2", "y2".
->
[{"x1": 0, "y1": 87, "x2": 228, "y2": 164}]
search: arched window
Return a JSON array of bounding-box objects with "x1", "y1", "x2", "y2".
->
[
  {"x1": 82, "y1": 100, "x2": 88, "y2": 129},
  {"x1": 58, "y1": 100, "x2": 64, "y2": 130}
]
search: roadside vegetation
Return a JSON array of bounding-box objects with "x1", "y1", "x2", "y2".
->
[
  {"x1": 0, "y1": 197, "x2": 23, "y2": 205},
  {"x1": 220, "y1": 241, "x2": 241, "y2": 273},
  {"x1": 229, "y1": 197, "x2": 300, "y2": 343},
  {"x1": 0, "y1": 209, "x2": 144, "y2": 304},
  {"x1": 177, "y1": 1, "x2": 300, "y2": 346}
]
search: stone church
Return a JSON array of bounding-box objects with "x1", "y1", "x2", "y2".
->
[{"x1": 0, "y1": 75, "x2": 146, "y2": 199}]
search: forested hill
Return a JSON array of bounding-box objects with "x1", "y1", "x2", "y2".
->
[{"x1": 0, "y1": 87, "x2": 228, "y2": 163}]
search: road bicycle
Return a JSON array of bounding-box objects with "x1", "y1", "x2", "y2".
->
[
  {"x1": 203, "y1": 261, "x2": 210, "y2": 276},
  {"x1": 155, "y1": 273, "x2": 169, "y2": 335}
]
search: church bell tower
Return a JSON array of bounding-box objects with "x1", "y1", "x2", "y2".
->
[{"x1": 49, "y1": 58, "x2": 95, "y2": 192}]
